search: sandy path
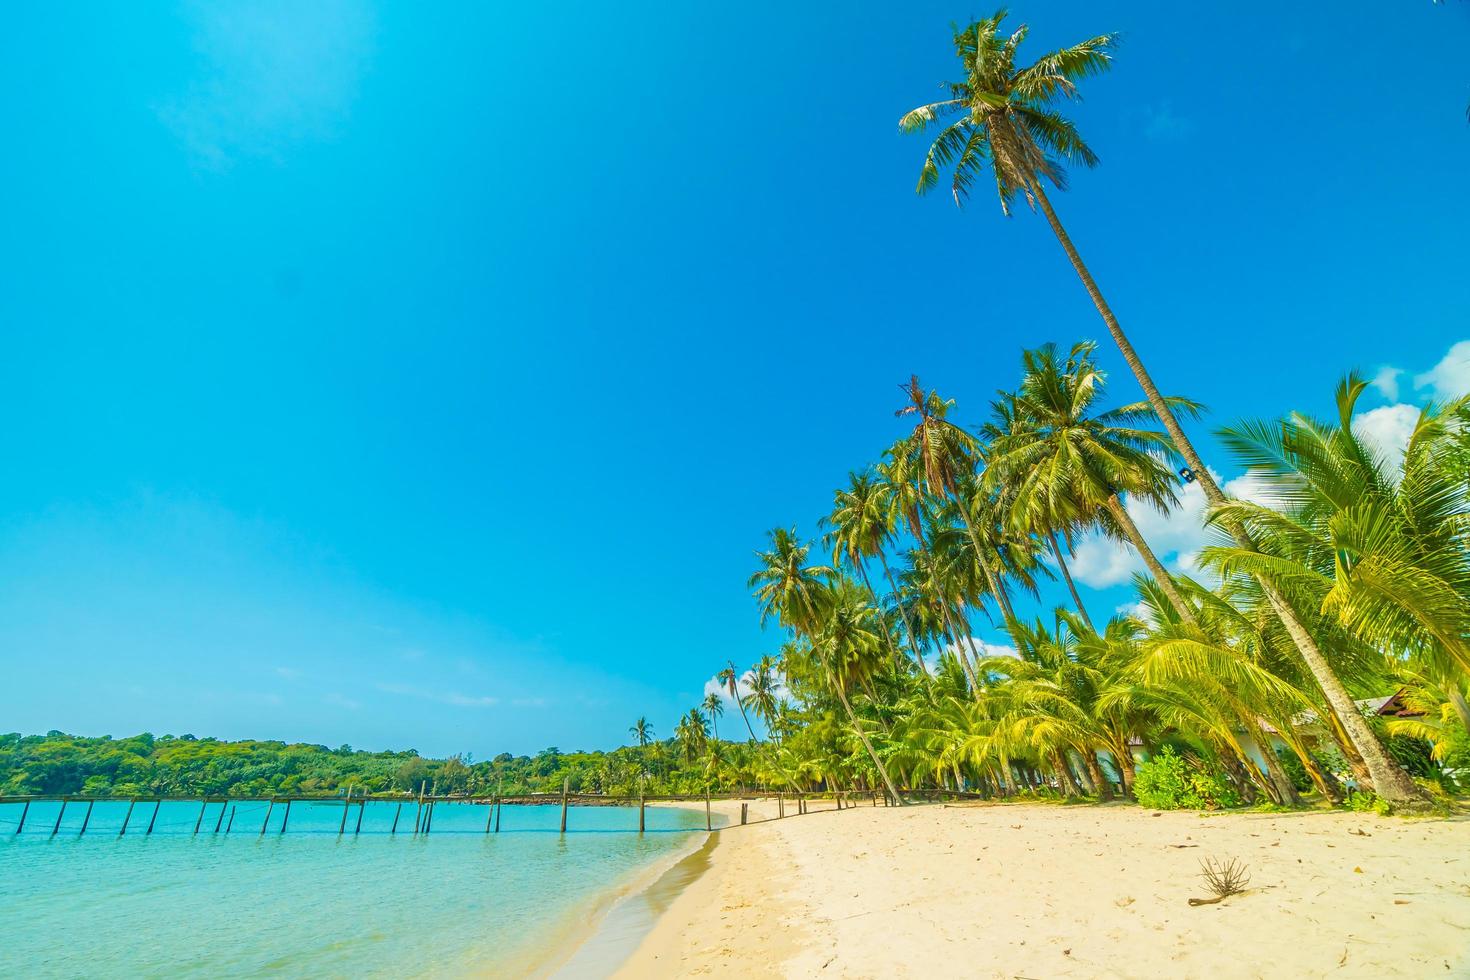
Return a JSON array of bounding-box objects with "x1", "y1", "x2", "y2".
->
[{"x1": 616, "y1": 801, "x2": 1470, "y2": 979}]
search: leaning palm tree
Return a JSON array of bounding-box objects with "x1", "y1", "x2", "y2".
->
[
  {"x1": 751, "y1": 531, "x2": 905, "y2": 804},
  {"x1": 701, "y1": 692, "x2": 725, "y2": 742},
  {"x1": 717, "y1": 662, "x2": 759, "y2": 742},
  {"x1": 822, "y1": 471, "x2": 909, "y2": 670},
  {"x1": 900, "y1": 12, "x2": 1422, "y2": 803},
  {"x1": 985, "y1": 341, "x2": 1201, "y2": 624}
]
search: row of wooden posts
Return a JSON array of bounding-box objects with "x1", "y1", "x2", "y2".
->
[{"x1": 8, "y1": 781, "x2": 929, "y2": 839}]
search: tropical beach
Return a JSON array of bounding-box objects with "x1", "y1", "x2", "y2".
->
[
  {"x1": 619, "y1": 801, "x2": 1470, "y2": 979},
  {"x1": 4, "y1": 1, "x2": 1470, "y2": 977}
]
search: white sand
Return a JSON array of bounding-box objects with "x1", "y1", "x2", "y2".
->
[{"x1": 615, "y1": 800, "x2": 1470, "y2": 978}]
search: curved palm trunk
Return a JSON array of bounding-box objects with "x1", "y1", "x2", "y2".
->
[
  {"x1": 1047, "y1": 529, "x2": 1094, "y2": 631},
  {"x1": 855, "y1": 560, "x2": 904, "y2": 673},
  {"x1": 1102, "y1": 494, "x2": 1197, "y2": 625},
  {"x1": 1086, "y1": 751, "x2": 1114, "y2": 801},
  {"x1": 953, "y1": 507, "x2": 1027, "y2": 650},
  {"x1": 1028, "y1": 177, "x2": 1423, "y2": 804},
  {"x1": 879, "y1": 554, "x2": 928, "y2": 671},
  {"x1": 834, "y1": 684, "x2": 903, "y2": 806},
  {"x1": 731, "y1": 690, "x2": 757, "y2": 742}
]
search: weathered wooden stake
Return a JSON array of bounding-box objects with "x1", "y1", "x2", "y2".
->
[
  {"x1": 638, "y1": 781, "x2": 646, "y2": 834},
  {"x1": 740, "y1": 803, "x2": 748, "y2": 825},
  {"x1": 15, "y1": 799, "x2": 30, "y2": 834},
  {"x1": 194, "y1": 801, "x2": 207, "y2": 835},
  {"x1": 355, "y1": 799, "x2": 366, "y2": 835},
  {"x1": 214, "y1": 801, "x2": 226, "y2": 833},
  {"x1": 559, "y1": 778, "x2": 569, "y2": 834},
  {"x1": 391, "y1": 802, "x2": 402, "y2": 834},
  {"x1": 226, "y1": 806, "x2": 235, "y2": 834},
  {"x1": 146, "y1": 800, "x2": 161, "y2": 835},
  {"x1": 51, "y1": 800, "x2": 67, "y2": 837},
  {"x1": 494, "y1": 795, "x2": 501, "y2": 833},
  {"x1": 260, "y1": 800, "x2": 275, "y2": 836},
  {"x1": 424, "y1": 800, "x2": 434, "y2": 834},
  {"x1": 413, "y1": 784, "x2": 425, "y2": 834},
  {"x1": 119, "y1": 799, "x2": 137, "y2": 837},
  {"x1": 279, "y1": 799, "x2": 292, "y2": 834},
  {"x1": 339, "y1": 787, "x2": 352, "y2": 835},
  {"x1": 80, "y1": 800, "x2": 95, "y2": 836},
  {"x1": 704, "y1": 786, "x2": 711, "y2": 831},
  {"x1": 778, "y1": 794, "x2": 784, "y2": 819}
]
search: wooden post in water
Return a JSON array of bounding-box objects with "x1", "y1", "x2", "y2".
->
[
  {"x1": 15, "y1": 799, "x2": 30, "y2": 834},
  {"x1": 494, "y1": 795, "x2": 501, "y2": 833},
  {"x1": 484, "y1": 798, "x2": 494, "y2": 834},
  {"x1": 194, "y1": 801, "x2": 207, "y2": 835},
  {"x1": 214, "y1": 802, "x2": 226, "y2": 833},
  {"x1": 119, "y1": 799, "x2": 137, "y2": 837},
  {"x1": 79, "y1": 800, "x2": 95, "y2": 836},
  {"x1": 51, "y1": 800, "x2": 67, "y2": 837},
  {"x1": 638, "y1": 778, "x2": 646, "y2": 834},
  {"x1": 146, "y1": 800, "x2": 161, "y2": 835},
  {"x1": 279, "y1": 799, "x2": 292, "y2": 834},
  {"x1": 704, "y1": 786, "x2": 711, "y2": 831},
  {"x1": 559, "y1": 778, "x2": 569, "y2": 834},
  {"x1": 391, "y1": 802, "x2": 402, "y2": 834},
  {"x1": 355, "y1": 797, "x2": 366, "y2": 835},
  {"x1": 424, "y1": 800, "x2": 434, "y2": 835},
  {"x1": 226, "y1": 806, "x2": 235, "y2": 834},
  {"x1": 413, "y1": 783, "x2": 425, "y2": 834},
  {"x1": 260, "y1": 800, "x2": 275, "y2": 836},
  {"x1": 339, "y1": 787, "x2": 352, "y2": 835}
]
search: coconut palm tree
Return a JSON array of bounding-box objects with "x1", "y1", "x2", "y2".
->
[
  {"x1": 701, "y1": 692, "x2": 725, "y2": 742},
  {"x1": 901, "y1": 12, "x2": 1423, "y2": 804},
  {"x1": 628, "y1": 717, "x2": 653, "y2": 749},
  {"x1": 751, "y1": 531, "x2": 905, "y2": 804},
  {"x1": 985, "y1": 341, "x2": 1201, "y2": 624},
  {"x1": 822, "y1": 471, "x2": 910, "y2": 671},
  {"x1": 717, "y1": 662, "x2": 758, "y2": 742},
  {"x1": 747, "y1": 655, "x2": 782, "y2": 736}
]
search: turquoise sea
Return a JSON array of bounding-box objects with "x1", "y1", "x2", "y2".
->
[{"x1": 0, "y1": 799, "x2": 711, "y2": 977}]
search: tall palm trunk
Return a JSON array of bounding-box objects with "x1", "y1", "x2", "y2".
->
[
  {"x1": 854, "y1": 560, "x2": 904, "y2": 673},
  {"x1": 731, "y1": 689, "x2": 757, "y2": 742},
  {"x1": 879, "y1": 553, "x2": 927, "y2": 670},
  {"x1": 952, "y1": 505, "x2": 1026, "y2": 649},
  {"x1": 1027, "y1": 176, "x2": 1423, "y2": 804},
  {"x1": 834, "y1": 684, "x2": 903, "y2": 806},
  {"x1": 1047, "y1": 528, "x2": 1094, "y2": 631},
  {"x1": 1102, "y1": 494, "x2": 1197, "y2": 625}
]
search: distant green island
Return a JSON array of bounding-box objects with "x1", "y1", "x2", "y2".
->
[{"x1": 0, "y1": 730, "x2": 773, "y2": 799}]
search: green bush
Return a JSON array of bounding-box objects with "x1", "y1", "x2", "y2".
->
[
  {"x1": 1344, "y1": 790, "x2": 1392, "y2": 816},
  {"x1": 1133, "y1": 747, "x2": 1242, "y2": 810},
  {"x1": 1275, "y1": 747, "x2": 1313, "y2": 793}
]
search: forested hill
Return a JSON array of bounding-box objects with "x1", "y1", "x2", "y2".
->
[{"x1": 0, "y1": 731, "x2": 751, "y2": 799}]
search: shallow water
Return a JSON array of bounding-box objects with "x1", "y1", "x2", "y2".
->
[{"x1": 0, "y1": 799, "x2": 708, "y2": 977}]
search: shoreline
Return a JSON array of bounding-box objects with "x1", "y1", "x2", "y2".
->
[
  {"x1": 532, "y1": 800, "x2": 743, "y2": 979},
  {"x1": 614, "y1": 800, "x2": 1470, "y2": 978}
]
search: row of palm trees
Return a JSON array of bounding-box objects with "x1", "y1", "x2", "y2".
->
[
  {"x1": 629, "y1": 10, "x2": 1467, "y2": 807},
  {"x1": 736, "y1": 352, "x2": 1468, "y2": 808}
]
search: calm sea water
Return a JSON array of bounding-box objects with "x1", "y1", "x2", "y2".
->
[{"x1": 0, "y1": 799, "x2": 711, "y2": 977}]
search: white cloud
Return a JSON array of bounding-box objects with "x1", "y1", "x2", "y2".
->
[
  {"x1": 1413, "y1": 340, "x2": 1470, "y2": 401},
  {"x1": 1370, "y1": 366, "x2": 1403, "y2": 402},
  {"x1": 1353, "y1": 402, "x2": 1419, "y2": 467},
  {"x1": 1065, "y1": 469, "x2": 1275, "y2": 591},
  {"x1": 157, "y1": 0, "x2": 376, "y2": 170},
  {"x1": 323, "y1": 692, "x2": 361, "y2": 710}
]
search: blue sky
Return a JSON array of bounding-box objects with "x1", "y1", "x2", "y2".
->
[{"x1": 1, "y1": 1, "x2": 1467, "y2": 757}]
